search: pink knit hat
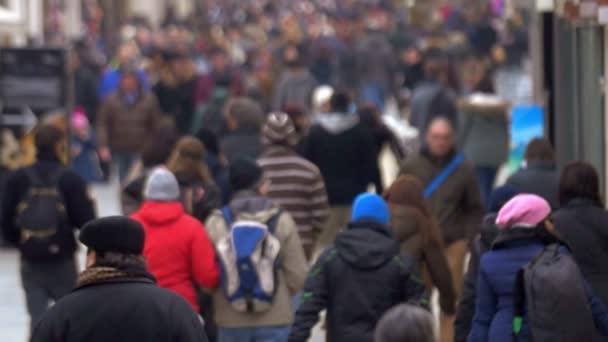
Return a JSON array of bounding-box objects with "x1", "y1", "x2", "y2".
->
[
  {"x1": 71, "y1": 107, "x2": 89, "y2": 131},
  {"x1": 495, "y1": 194, "x2": 551, "y2": 229}
]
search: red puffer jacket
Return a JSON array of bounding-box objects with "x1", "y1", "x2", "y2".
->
[{"x1": 132, "y1": 202, "x2": 219, "y2": 312}]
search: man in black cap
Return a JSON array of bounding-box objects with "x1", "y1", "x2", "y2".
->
[{"x1": 31, "y1": 216, "x2": 208, "y2": 342}]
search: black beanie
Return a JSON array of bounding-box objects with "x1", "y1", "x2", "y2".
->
[
  {"x1": 79, "y1": 216, "x2": 145, "y2": 255},
  {"x1": 229, "y1": 158, "x2": 263, "y2": 192}
]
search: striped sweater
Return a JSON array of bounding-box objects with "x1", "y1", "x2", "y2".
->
[{"x1": 258, "y1": 146, "x2": 329, "y2": 258}]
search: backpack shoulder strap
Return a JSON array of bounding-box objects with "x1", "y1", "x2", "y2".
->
[
  {"x1": 266, "y1": 209, "x2": 283, "y2": 234},
  {"x1": 221, "y1": 206, "x2": 233, "y2": 227},
  {"x1": 424, "y1": 153, "x2": 465, "y2": 199},
  {"x1": 512, "y1": 268, "x2": 526, "y2": 337}
]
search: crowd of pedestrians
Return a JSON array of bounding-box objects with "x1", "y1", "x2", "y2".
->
[{"x1": 3, "y1": 1, "x2": 608, "y2": 342}]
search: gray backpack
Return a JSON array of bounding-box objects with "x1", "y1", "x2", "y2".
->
[{"x1": 513, "y1": 244, "x2": 595, "y2": 341}]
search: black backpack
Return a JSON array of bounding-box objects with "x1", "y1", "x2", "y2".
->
[
  {"x1": 512, "y1": 244, "x2": 595, "y2": 341},
  {"x1": 16, "y1": 168, "x2": 71, "y2": 261}
]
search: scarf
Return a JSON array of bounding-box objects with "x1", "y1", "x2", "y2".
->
[{"x1": 76, "y1": 264, "x2": 155, "y2": 289}]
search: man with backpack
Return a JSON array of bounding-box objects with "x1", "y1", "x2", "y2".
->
[
  {"x1": 205, "y1": 158, "x2": 308, "y2": 341},
  {"x1": 400, "y1": 117, "x2": 483, "y2": 340},
  {"x1": 1, "y1": 124, "x2": 96, "y2": 331},
  {"x1": 288, "y1": 193, "x2": 426, "y2": 342}
]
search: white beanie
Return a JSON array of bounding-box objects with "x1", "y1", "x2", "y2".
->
[{"x1": 144, "y1": 167, "x2": 180, "y2": 202}]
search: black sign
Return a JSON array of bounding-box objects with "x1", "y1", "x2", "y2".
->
[{"x1": 0, "y1": 48, "x2": 68, "y2": 113}]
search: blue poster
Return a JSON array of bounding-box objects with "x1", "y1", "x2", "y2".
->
[{"x1": 509, "y1": 105, "x2": 545, "y2": 172}]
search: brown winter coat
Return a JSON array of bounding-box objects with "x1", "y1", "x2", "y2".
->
[
  {"x1": 97, "y1": 93, "x2": 162, "y2": 153},
  {"x1": 399, "y1": 149, "x2": 484, "y2": 245}
]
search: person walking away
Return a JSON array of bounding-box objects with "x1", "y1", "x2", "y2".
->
[
  {"x1": 70, "y1": 108, "x2": 102, "y2": 183},
  {"x1": 288, "y1": 193, "x2": 426, "y2": 342},
  {"x1": 375, "y1": 304, "x2": 437, "y2": 342},
  {"x1": 302, "y1": 92, "x2": 379, "y2": 256},
  {"x1": 167, "y1": 136, "x2": 222, "y2": 222},
  {"x1": 196, "y1": 129, "x2": 231, "y2": 204},
  {"x1": 71, "y1": 48, "x2": 99, "y2": 123},
  {"x1": 131, "y1": 167, "x2": 219, "y2": 311},
  {"x1": 194, "y1": 48, "x2": 244, "y2": 111},
  {"x1": 454, "y1": 184, "x2": 520, "y2": 342},
  {"x1": 469, "y1": 194, "x2": 608, "y2": 341},
  {"x1": 409, "y1": 49, "x2": 458, "y2": 135},
  {"x1": 400, "y1": 117, "x2": 484, "y2": 341},
  {"x1": 205, "y1": 158, "x2": 308, "y2": 341},
  {"x1": 258, "y1": 112, "x2": 329, "y2": 260},
  {"x1": 97, "y1": 66, "x2": 162, "y2": 182},
  {"x1": 383, "y1": 176, "x2": 456, "y2": 324},
  {"x1": 458, "y1": 90, "x2": 510, "y2": 208},
  {"x1": 553, "y1": 162, "x2": 608, "y2": 314},
  {"x1": 31, "y1": 217, "x2": 208, "y2": 342},
  {"x1": 506, "y1": 138, "x2": 559, "y2": 208},
  {"x1": 1, "y1": 124, "x2": 96, "y2": 332},
  {"x1": 273, "y1": 45, "x2": 318, "y2": 114},
  {"x1": 221, "y1": 97, "x2": 265, "y2": 163}
]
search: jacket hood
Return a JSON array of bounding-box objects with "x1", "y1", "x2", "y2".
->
[
  {"x1": 492, "y1": 226, "x2": 562, "y2": 250},
  {"x1": 136, "y1": 202, "x2": 184, "y2": 225},
  {"x1": 228, "y1": 190, "x2": 280, "y2": 222},
  {"x1": 335, "y1": 220, "x2": 400, "y2": 270},
  {"x1": 459, "y1": 93, "x2": 510, "y2": 116},
  {"x1": 316, "y1": 113, "x2": 359, "y2": 135}
]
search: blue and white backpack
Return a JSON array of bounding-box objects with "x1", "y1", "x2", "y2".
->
[{"x1": 216, "y1": 207, "x2": 282, "y2": 313}]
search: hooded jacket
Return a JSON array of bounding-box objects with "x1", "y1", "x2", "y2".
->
[
  {"x1": 131, "y1": 202, "x2": 219, "y2": 311},
  {"x1": 205, "y1": 191, "x2": 308, "y2": 328},
  {"x1": 288, "y1": 220, "x2": 425, "y2": 342},
  {"x1": 303, "y1": 114, "x2": 380, "y2": 205},
  {"x1": 457, "y1": 93, "x2": 510, "y2": 167}
]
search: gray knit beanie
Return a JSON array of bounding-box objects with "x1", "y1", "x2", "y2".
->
[{"x1": 144, "y1": 167, "x2": 180, "y2": 202}]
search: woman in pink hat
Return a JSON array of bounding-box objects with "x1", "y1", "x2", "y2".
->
[{"x1": 468, "y1": 194, "x2": 608, "y2": 342}]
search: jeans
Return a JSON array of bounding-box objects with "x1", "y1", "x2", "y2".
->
[
  {"x1": 218, "y1": 326, "x2": 290, "y2": 342},
  {"x1": 475, "y1": 166, "x2": 498, "y2": 209},
  {"x1": 20, "y1": 257, "x2": 77, "y2": 332},
  {"x1": 113, "y1": 152, "x2": 138, "y2": 183},
  {"x1": 313, "y1": 206, "x2": 351, "y2": 260},
  {"x1": 359, "y1": 83, "x2": 386, "y2": 111}
]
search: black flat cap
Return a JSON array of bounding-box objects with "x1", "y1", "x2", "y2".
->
[{"x1": 79, "y1": 216, "x2": 145, "y2": 255}]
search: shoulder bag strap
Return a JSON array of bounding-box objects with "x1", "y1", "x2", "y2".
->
[{"x1": 424, "y1": 153, "x2": 465, "y2": 199}]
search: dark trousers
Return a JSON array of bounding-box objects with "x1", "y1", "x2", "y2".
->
[
  {"x1": 475, "y1": 166, "x2": 498, "y2": 209},
  {"x1": 20, "y1": 257, "x2": 77, "y2": 332}
]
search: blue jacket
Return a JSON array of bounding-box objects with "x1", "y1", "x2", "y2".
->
[
  {"x1": 469, "y1": 228, "x2": 608, "y2": 342},
  {"x1": 98, "y1": 68, "x2": 149, "y2": 99}
]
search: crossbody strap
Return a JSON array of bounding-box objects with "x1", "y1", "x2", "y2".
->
[{"x1": 424, "y1": 153, "x2": 465, "y2": 199}]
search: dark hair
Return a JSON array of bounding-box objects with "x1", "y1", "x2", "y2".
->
[
  {"x1": 35, "y1": 124, "x2": 65, "y2": 158},
  {"x1": 330, "y1": 91, "x2": 351, "y2": 113},
  {"x1": 559, "y1": 161, "x2": 603, "y2": 207},
  {"x1": 524, "y1": 138, "x2": 555, "y2": 163},
  {"x1": 196, "y1": 128, "x2": 220, "y2": 156}
]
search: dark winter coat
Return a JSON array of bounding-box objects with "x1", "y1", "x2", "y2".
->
[
  {"x1": 469, "y1": 227, "x2": 608, "y2": 342},
  {"x1": 154, "y1": 78, "x2": 197, "y2": 135},
  {"x1": 74, "y1": 66, "x2": 99, "y2": 122},
  {"x1": 389, "y1": 204, "x2": 455, "y2": 314},
  {"x1": 1, "y1": 155, "x2": 96, "y2": 260},
  {"x1": 221, "y1": 129, "x2": 262, "y2": 163},
  {"x1": 302, "y1": 114, "x2": 379, "y2": 206},
  {"x1": 272, "y1": 69, "x2": 318, "y2": 113},
  {"x1": 288, "y1": 220, "x2": 425, "y2": 342},
  {"x1": 506, "y1": 161, "x2": 559, "y2": 209},
  {"x1": 553, "y1": 199, "x2": 608, "y2": 306},
  {"x1": 454, "y1": 214, "x2": 500, "y2": 342},
  {"x1": 30, "y1": 276, "x2": 208, "y2": 342},
  {"x1": 409, "y1": 80, "x2": 458, "y2": 133},
  {"x1": 400, "y1": 148, "x2": 484, "y2": 244}
]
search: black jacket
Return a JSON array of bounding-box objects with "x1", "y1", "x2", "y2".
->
[
  {"x1": 506, "y1": 161, "x2": 559, "y2": 209},
  {"x1": 31, "y1": 277, "x2": 208, "y2": 342},
  {"x1": 288, "y1": 220, "x2": 425, "y2": 342},
  {"x1": 302, "y1": 115, "x2": 379, "y2": 206},
  {"x1": 554, "y1": 199, "x2": 608, "y2": 306},
  {"x1": 454, "y1": 214, "x2": 500, "y2": 342},
  {"x1": 1, "y1": 156, "x2": 96, "y2": 259}
]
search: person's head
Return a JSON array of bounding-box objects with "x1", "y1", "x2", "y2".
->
[
  {"x1": 79, "y1": 216, "x2": 146, "y2": 268},
  {"x1": 351, "y1": 193, "x2": 390, "y2": 226},
  {"x1": 262, "y1": 112, "x2": 300, "y2": 147},
  {"x1": 116, "y1": 42, "x2": 138, "y2": 66},
  {"x1": 71, "y1": 108, "x2": 90, "y2": 137},
  {"x1": 488, "y1": 184, "x2": 521, "y2": 213},
  {"x1": 313, "y1": 85, "x2": 334, "y2": 113},
  {"x1": 375, "y1": 304, "x2": 436, "y2": 342},
  {"x1": 167, "y1": 136, "x2": 213, "y2": 184},
  {"x1": 143, "y1": 167, "x2": 180, "y2": 202},
  {"x1": 423, "y1": 48, "x2": 449, "y2": 84},
  {"x1": 496, "y1": 194, "x2": 552, "y2": 230},
  {"x1": 210, "y1": 48, "x2": 229, "y2": 72},
  {"x1": 329, "y1": 91, "x2": 352, "y2": 114},
  {"x1": 384, "y1": 175, "x2": 429, "y2": 215},
  {"x1": 119, "y1": 66, "x2": 140, "y2": 93},
  {"x1": 141, "y1": 117, "x2": 178, "y2": 168},
  {"x1": 283, "y1": 44, "x2": 302, "y2": 68},
  {"x1": 425, "y1": 117, "x2": 456, "y2": 158},
  {"x1": 524, "y1": 138, "x2": 555, "y2": 164},
  {"x1": 224, "y1": 97, "x2": 265, "y2": 132},
  {"x1": 229, "y1": 158, "x2": 269, "y2": 195},
  {"x1": 171, "y1": 53, "x2": 195, "y2": 80},
  {"x1": 35, "y1": 123, "x2": 67, "y2": 162},
  {"x1": 283, "y1": 104, "x2": 309, "y2": 133},
  {"x1": 559, "y1": 161, "x2": 603, "y2": 207}
]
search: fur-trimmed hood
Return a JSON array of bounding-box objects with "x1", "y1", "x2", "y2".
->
[{"x1": 459, "y1": 93, "x2": 510, "y2": 116}]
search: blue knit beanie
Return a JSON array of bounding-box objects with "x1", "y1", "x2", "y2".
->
[{"x1": 351, "y1": 193, "x2": 390, "y2": 225}]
